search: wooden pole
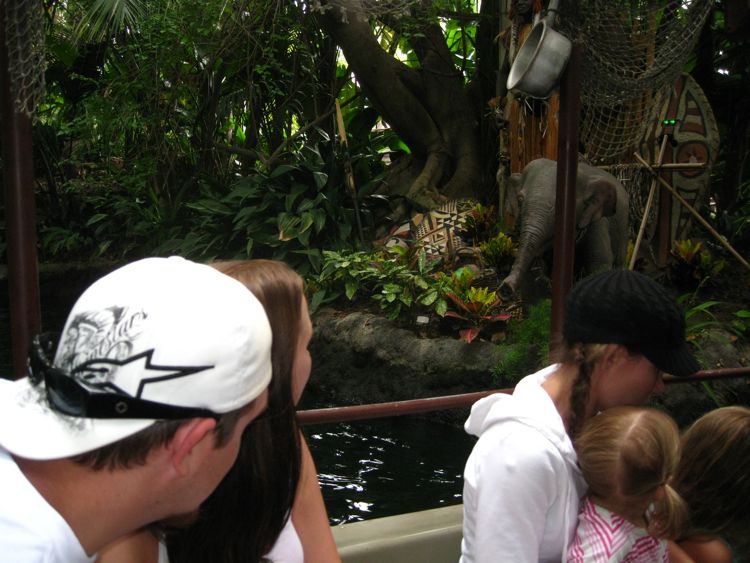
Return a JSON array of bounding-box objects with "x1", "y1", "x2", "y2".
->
[{"x1": 634, "y1": 152, "x2": 750, "y2": 271}]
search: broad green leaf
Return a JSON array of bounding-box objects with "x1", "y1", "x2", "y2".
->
[
  {"x1": 286, "y1": 183, "x2": 308, "y2": 211},
  {"x1": 299, "y1": 212, "x2": 314, "y2": 233},
  {"x1": 298, "y1": 198, "x2": 316, "y2": 212},
  {"x1": 298, "y1": 228, "x2": 311, "y2": 247},
  {"x1": 436, "y1": 299, "x2": 448, "y2": 316},
  {"x1": 229, "y1": 183, "x2": 262, "y2": 200},
  {"x1": 345, "y1": 282, "x2": 357, "y2": 300},
  {"x1": 420, "y1": 290, "x2": 438, "y2": 306},
  {"x1": 312, "y1": 208, "x2": 327, "y2": 233},
  {"x1": 86, "y1": 213, "x2": 108, "y2": 226},
  {"x1": 312, "y1": 171, "x2": 328, "y2": 189},
  {"x1": 186, "y1": 200, "x2": 232, "y2": 215},
  {"x1": 270, "y1": 164, "x2": 299, "y2": 178},
  {"x1": 97, "y1": 239, "x2": 112, "y2": 256},
  {"x1": 277, "y1": 213, "x2": 300, "y2": 241},
  {"x1": 310, "y1": 290, "x2": 327, "y2": 314}
]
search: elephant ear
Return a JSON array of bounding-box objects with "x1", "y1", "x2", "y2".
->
[{"x1": 578, "y1": 178, "x2": 617, "y2": 229}]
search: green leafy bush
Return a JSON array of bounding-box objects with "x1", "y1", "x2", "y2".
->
[
  {"x1": 156, "y1": 144, "x2": 376, "y2": 273},
  {"x1": 308, "y1": 247, "x2": 450, "y2": 321},
  {"x1": 492, "y1": 299, "x2": 551, "y2": 385},
  {"x1": 731, "y1": 309, "x2": 750, "y2": 337}
]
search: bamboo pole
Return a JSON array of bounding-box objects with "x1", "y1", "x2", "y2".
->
[
  {"x1": 600, "y1": 162, "x2": 707, "y2": 172},
  {"x1": 650, "y1": 162, "x2": 708, "y2": 170},
  {"x1": 335, "y1": 99, "x2": 365, "y2": 243},
  {"x1": 633, "y1": 152, "x2": 750, "y2": 271},
  {"x1": 629, "y1": 135, "x2": 668, "y2": 269}
]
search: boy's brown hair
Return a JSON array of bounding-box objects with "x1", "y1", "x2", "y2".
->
[{"x1": 72, "y1": 406, "x2": 249, "y2": 471}]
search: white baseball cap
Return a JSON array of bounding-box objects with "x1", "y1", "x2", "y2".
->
[{"x1": 0, "y1": 256, "x2": 272, "y2": 460}]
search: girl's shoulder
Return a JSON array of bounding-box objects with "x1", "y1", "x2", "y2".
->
[
  {"x1": 569, "y1": 499, "x2": 669, "y2": 563},
  {"x1": 678, "y1": 535, "x2": 732, "y2": 563}
]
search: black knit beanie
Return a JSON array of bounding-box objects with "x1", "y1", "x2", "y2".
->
[{"x1": 563, "y1": 269, "x2": 699, "y2": 377}]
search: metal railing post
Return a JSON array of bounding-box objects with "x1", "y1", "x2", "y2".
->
[{"x1": 0, "y1": 2, "x2": 42, "y2": 378}]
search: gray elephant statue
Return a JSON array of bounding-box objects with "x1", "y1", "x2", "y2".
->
[{"x1": 500, "y1": 158, "x2": 629, "y2": 296}]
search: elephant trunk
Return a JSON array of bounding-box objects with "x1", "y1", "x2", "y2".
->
[{"x1": 500, "y1": 219, "x2": 550, "y2": 299}]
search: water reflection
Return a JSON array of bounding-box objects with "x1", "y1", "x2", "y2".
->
[{"x1": 306, "y1": 418, "x2": 475, "y2": 524}]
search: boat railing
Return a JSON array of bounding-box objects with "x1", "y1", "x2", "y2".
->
[
  {"x1": 311, "y1": 366, "x2": 749, "y2": 562},
  {"x1": 297, "y1": 366, "x2": 750, "y2": 425}
]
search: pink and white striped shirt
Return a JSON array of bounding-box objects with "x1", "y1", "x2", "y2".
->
[{"x1": 566, "y1": 498, "x2": 668, "y2": 562}]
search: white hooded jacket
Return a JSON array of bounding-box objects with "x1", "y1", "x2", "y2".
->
[{"x1": 460, "y1": 365, "x2": 586, "y2": 563}]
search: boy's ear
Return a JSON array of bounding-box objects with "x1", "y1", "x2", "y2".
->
[{"x1": 167, "y1": 418, "x2": 217, "y2": 476}]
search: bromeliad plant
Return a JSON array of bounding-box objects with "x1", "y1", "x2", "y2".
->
[
  {"x1": 479, "y1": 231, "x2": 514, "y2": 272},
  {"x1": 444, "y1": 269, "x2": 511, "y2": 343},
  {"x1": 459, "y1": 203, "x2": 500, "y2": 245},
  {"x1": 670, "y1": 239, "x2": 727, "y2": 290}
]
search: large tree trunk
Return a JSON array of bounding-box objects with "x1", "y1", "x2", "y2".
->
[{"x1": 319, "y1": 1, "x2": 483, "y2": 210}]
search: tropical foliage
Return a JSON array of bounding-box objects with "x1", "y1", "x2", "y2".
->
[
  {"x1": 0, "y1": 1, "x2": 743, "y2": 260},
  {"x1": 31, "y1": 0, "x2": 385, "y2": 267},
  {"x1": 0, "y1": 0, "x2": 747, "y2": 346}
]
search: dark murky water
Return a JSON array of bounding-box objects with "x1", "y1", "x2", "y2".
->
[{"x1": 305, "y1": 418, "x2": 474, "y2": 524}]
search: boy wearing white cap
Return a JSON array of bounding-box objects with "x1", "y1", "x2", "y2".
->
[{"x1": 0, "y1": 257, "x2": 274, "y2": 562}]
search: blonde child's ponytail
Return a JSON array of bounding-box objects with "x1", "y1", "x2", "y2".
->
[{"x1": 648, "y1": 482, "x2": 688, "y2": 540}]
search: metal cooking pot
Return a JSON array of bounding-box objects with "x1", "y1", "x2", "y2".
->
[{"x1": 507, "y1": 9, "x2": 572, "y2": 99}]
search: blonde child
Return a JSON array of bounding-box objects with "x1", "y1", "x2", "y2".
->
[{"x1": 567, "y1": 407, "x2": 687, "y2": 562}]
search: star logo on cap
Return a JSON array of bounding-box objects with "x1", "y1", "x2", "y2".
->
[{"x1": 72, "y1": 350, "x2": 213, "y2": 399}]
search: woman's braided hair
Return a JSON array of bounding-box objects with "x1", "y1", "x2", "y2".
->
[{"x1": 555, "y1": 342, "x2": 609, "y2": 438}]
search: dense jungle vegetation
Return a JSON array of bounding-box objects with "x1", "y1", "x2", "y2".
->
[{"x1": 1, "y1": 0, "x2": 749, "y2": 340}]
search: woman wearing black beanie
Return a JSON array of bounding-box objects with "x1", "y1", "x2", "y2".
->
[{"x1": 460, "y1": 269, "x2": 699, "y2": 563}]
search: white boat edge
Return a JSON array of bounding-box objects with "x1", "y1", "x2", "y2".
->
[{"x1": 332, "y1": 504, "x2": 463, "y2": 563}]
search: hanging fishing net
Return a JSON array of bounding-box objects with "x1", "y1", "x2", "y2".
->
[
  {"x1": 2, "y1": 0, "x2": 46, "y2": 118},
  {"x1": 558, "y1": 0, "x2": 713, "y2": 165}
]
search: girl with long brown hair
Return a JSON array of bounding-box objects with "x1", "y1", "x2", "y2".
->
[
  {"x1": 99, "y1": 259, "x2": 339, "y2": 563},
  {"x1": 671, "y1": 406, "x2": 750, "y2": 563}
]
